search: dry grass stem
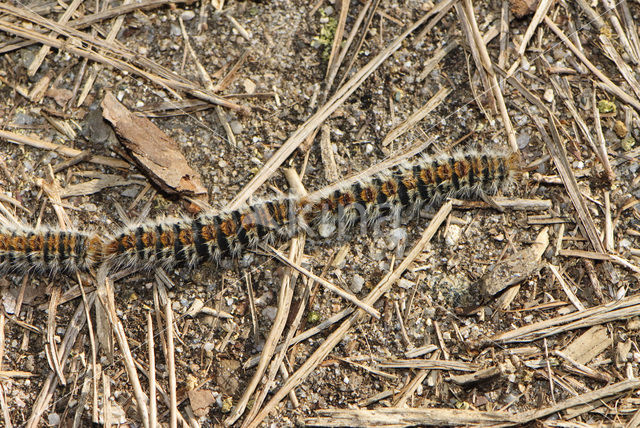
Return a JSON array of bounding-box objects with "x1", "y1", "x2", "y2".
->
[
  {"x1": 228, "y1": 235, "x2": 300, "y2": 426},
  {"x1": 487, "y1": 294, "x2": 640, "y2": 345},
  {"x1": 599, "y1": 33, "x2": 640, "y2": 101},
  {"x1": 324, "y1": 0, "x2": 349, "y2": 81},
  {"x1": 602, "y1": 0, "x2": 638, "y2": 63},
  {"x1": 336, "y1": 0, "x2": 381, "y2": 90},
  {"x1": 268, "y1": 245, "x2": 380, "y2": 319},
  {"x1": 451, "y1": 197, "x2": 551, "y2": 211},
  {"x1": 306, "y1": 407, "x2": 519, "y2": 427},
  {"x1": 529, "y1": 106, "x2": 605, "y2": 254},
  {"x1": 548, "y1": 264, "x2": 586, "y2": 311},
  {"x1": 103, "y1": 274, "x2": 150, "y2": 428},
  {"x1": 620, "y1": 0, "x2": 640, "y2": 62},
  {"x1": 306, "y1": 379, "x2": 640, "y2": 427},
  {"x1": 76, "y1": 0, "x2": 134, "y2": 106},
  {"x1": 243, "y1": 308, "x2": 354, "y2": 369},
  {"x1": 0, "y1": 0, "x2": 191, "y2": 54},
  {"x1": 165, "y1": 302, "x2": 177, "y2": 428},
  {"x1": 26, "y1": 0, "x2": 83, "y2": 77},
  {"x1": 382, "y1": 87, "x2": 451, "y2": 146},
  {"x1": 498, "y1": 0, "x2": 509, "y2": 70},
  {"x1": 591, "y1": 85, "x2": 615, "y2": 182},
  {"x1": 449, "y1": 366, "x2": 502, "y2": 385},
  {"x1": 147, "y1": 313, "x2": 157, "y2": 428},
  {"x1": 235, "y1": 169, "x2": 309, "y2": 427},
  {"x1": 0, "y1": 129, "x2": 129, "y2": 169},
  {"x1": 0, "y1": 313, "x2": 11, "y2": 428},
  {"x1": 26, "y1": 294, "x2": 95, "y2": 428},
  {"x1": 515, "y1": 0, "x2": 553, "y2": 57},
  {"x1": 459, "y1": 0, "x2": 518, "y2": 152},
  {"x1": 245, "y1": 201, "x2": 452, "y2": 427},
  {"x1": 325, "y1": 0, "x2": 370, "y2": 92},
  {"x1": 320, "y1": 125, "x2": 339, "y2": 182},
  {"x1": 559, "y1": 249, "x2": 640, "y2": 273},
  {"x1": 227, "y1": 11, "x2": 432, "y2": 210},
  {"x1": 544, "y1": 16, "x2": 640, "y2": 111},
  {"x1": 45, "y1": 288, "x2": 65, "y2": 385},
  {"x1": 0, "y1": 13, "x2": 247, "y2": 113}
]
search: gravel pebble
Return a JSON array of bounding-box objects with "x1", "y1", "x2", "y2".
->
[
  {"x1": 386, "y1": 227, "x2": 407, "y2": 250},
  {"x1": 181, "y1": 10, "x2": 195, "y2": 20},
  {"x1": 262, "y1": 306, "x2": 277, "y2": 321},
  {"x1": 397, "y1": 278, "x2": 415, "y2": 289},
  {"x1": 351, "y1": 274, "x2": 365, "y2": 293},
  {"x1": 48, "y1": 413, "x2": 60, "y2": 426},
  {"x1": 445, "y1": 225, "x2": 462, "y2": 247}
]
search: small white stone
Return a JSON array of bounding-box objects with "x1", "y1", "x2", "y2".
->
[
  {"x1": 262, "y1": 306, "x2": 277, "y2": 321},
  {"x1": 365, "y1": 143, "x2": 374, "y2": 154},
  {"x1": 444, "y1": 225, "x2": 462, "y2": 247},
  {"x1": 351, "y1": 274, "x2": 365, "y2": 293},
  {"x1": 181, "y1": 10, "x2": 195, "y2": 20},
  {"x1": 543, "y1": 88, "x2": 554, "y2": 103},
  {"x1": 516, "y1": 132, "x2": 531, "y2": 149},
  {"x1": 397, "y1": 278, "x2": 415, "y2": 289},
  {"x1": 48, "y1": 413, "x2": 61, "y2": 426},
  {"x1": 229, "y1": 120, "x2": 243, "y2": 134},
  {"x1": 386, "y1": 228, "x2": 407, "y2": 250},
  {"x1": 121, "y1": 187, "x2": 139, "y2": 198},
  {"x1": 2, "y1": 293, "x2": 16, "y2": 315},
  {"x1": 243, "y1": 79, "x2": 256, "y2": 94},
  {"x1": 619, "y1": 238, "x2": 632, "y2": 250}
]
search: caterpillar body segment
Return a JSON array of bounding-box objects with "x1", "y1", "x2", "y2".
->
[{"x1": 0, "y1": 225, "x2": 104, "y2": 275}]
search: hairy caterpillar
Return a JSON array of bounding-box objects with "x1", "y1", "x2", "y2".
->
[
  {"x1": 0, "y1": 150, "x2": 519, "y2": 276},
  {"x1": 0, "y1": 225, "x2": 104, "y2": 275}
]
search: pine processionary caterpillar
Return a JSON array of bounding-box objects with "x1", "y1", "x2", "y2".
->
[
  {"x1": 0, "y1": 225, "x2": 104, "y2": 275},
  {"x1": 0, "y1": 150, "x2": 520, "y2": 276}
]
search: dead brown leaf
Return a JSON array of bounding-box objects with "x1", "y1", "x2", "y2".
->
[{"x1": 101, "y1": 92, "x2": 207, "y2": 197}]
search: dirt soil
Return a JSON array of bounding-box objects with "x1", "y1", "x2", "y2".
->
[{"x1": 1, "y1": 0, "x2": 640, "y2": 426}]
